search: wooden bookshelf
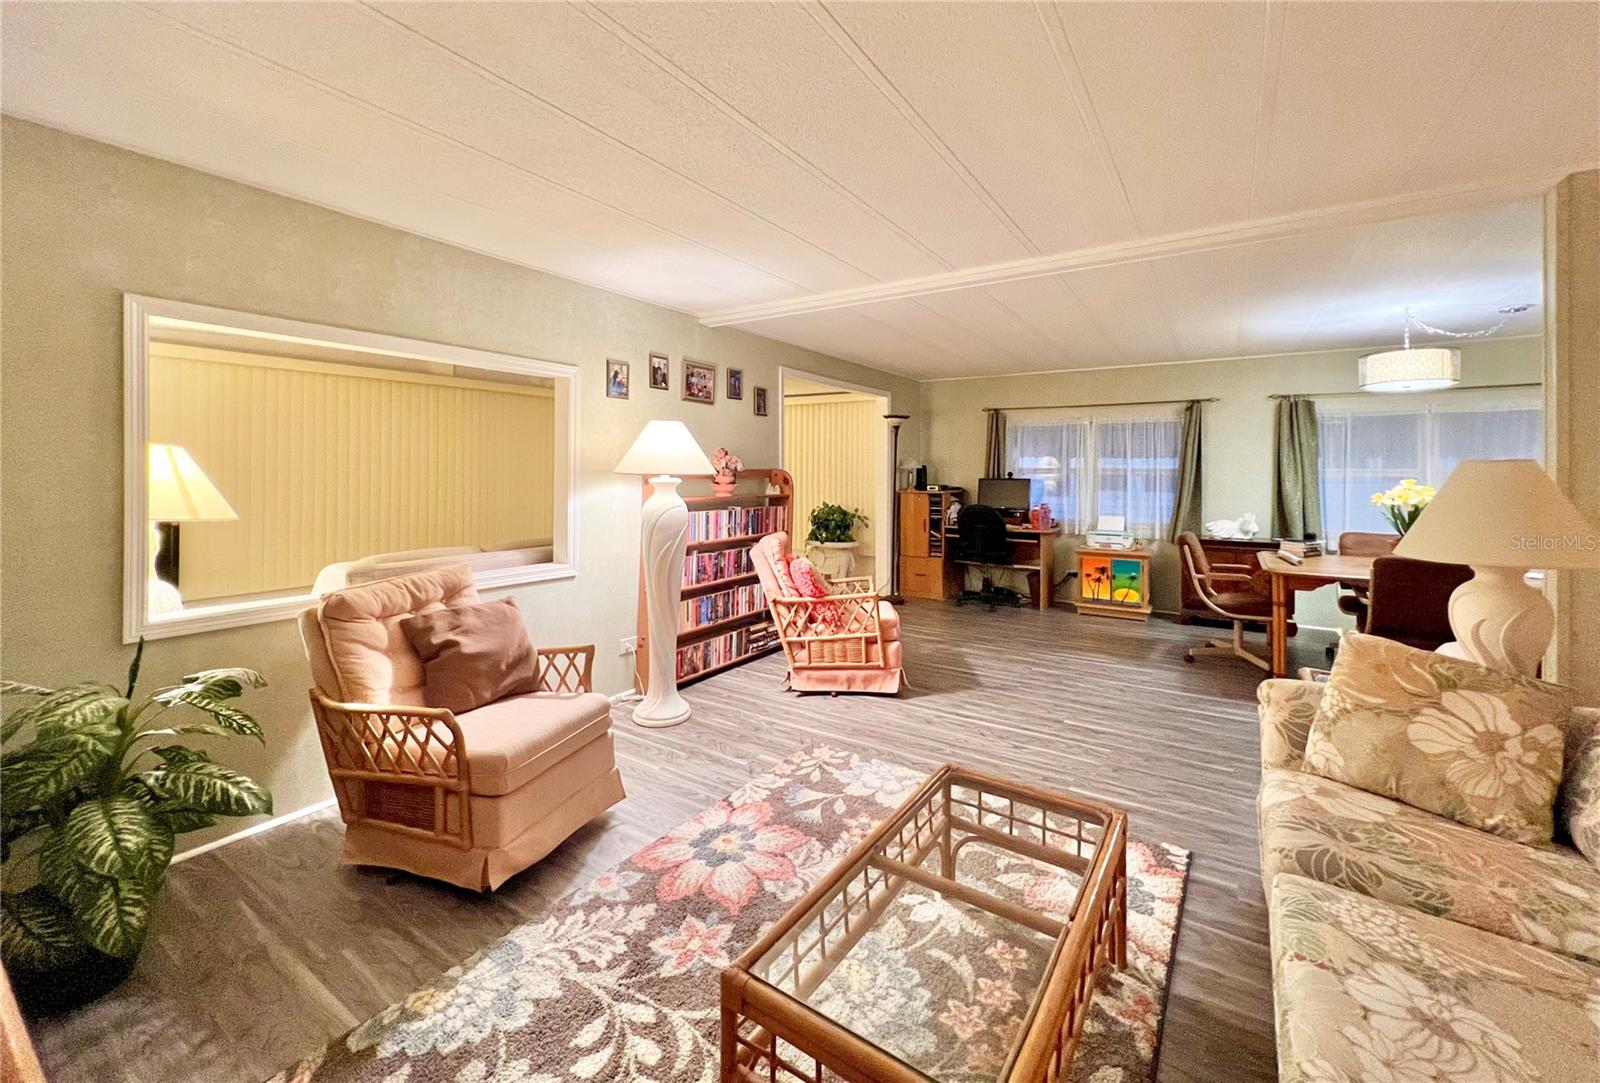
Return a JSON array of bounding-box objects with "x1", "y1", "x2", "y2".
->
[{"x1": 636, "y1": 468, "x2": 792, "y2": 693}]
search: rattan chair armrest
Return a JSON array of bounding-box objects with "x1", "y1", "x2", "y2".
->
[
  {"x1": 536, "y1": 644, "x2": 596, "y2": 693},
  {"x1": 310, "y1": 694, "x2": 467, "y2": 782}
]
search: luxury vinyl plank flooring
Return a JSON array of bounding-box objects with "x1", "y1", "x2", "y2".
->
[{"x1": 29, "y1": 602, "x2": 1335, "y2": 1083}]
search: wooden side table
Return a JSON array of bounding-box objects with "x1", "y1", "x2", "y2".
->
[{"x1": 1075, "y1": 546, "x2": 1153, "y2": 621}]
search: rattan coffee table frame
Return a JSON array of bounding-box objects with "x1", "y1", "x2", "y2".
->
[{"x1": 720, "y1": 764, "x2": 1128, "y2": 1083}]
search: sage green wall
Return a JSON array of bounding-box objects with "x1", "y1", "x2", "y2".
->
[
  {"x1": 918, "y1": 336, "x2": 1546, "y2": 626},
  {"x1": 0, "y1": 117, "x2": 923, "y2": 851}
]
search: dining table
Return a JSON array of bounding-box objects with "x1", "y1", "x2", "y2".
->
[{"x1": 1256, "y1": 551, "x2": 1375, "y2": 677}]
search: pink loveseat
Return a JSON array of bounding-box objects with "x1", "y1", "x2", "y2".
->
[
  {"x1": 751, "y1": 532, "x2": 904, "y2": 694},
  {"x1": 298, "y1": 565, "x2": 625, "y2": 890}
]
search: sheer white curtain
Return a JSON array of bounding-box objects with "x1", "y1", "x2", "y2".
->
[
  {"x1": 1318, "y1": 391, "x2": 1542, "y2": 543},
  {"x1": 1004, "y1": 408, "x2": 1183, "y2": 536}
]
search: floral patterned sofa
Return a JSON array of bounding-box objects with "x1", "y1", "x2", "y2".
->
[{"x1": 1256, "y1": 679, "x2": 1600, "y2": 1082}]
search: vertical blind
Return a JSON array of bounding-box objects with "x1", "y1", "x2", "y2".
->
[
  {"x1": 1004, "y1": 409, "x2": 1183, "y2": 535},
  {"x1": 782, "y1": 398, "x2": 884, "y2": 565},
  {"x1": 150, "y1": 346, "x2": 556, "y2": 602},
  {"x1": 1317, "y1": 391, "x2": 1543, "y2": 543}
]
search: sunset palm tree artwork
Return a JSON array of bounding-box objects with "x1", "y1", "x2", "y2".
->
[
  {"x1": 1079, "y1": 554, "x2": 1112, "y2": 601},
  {"x1": 1110, "y1": 558, "x2": 1144, "y2": 606}
]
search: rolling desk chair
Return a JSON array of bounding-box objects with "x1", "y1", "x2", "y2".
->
[{"x1": 954, "y1": 504, "x2": 1022, "y2": 609}]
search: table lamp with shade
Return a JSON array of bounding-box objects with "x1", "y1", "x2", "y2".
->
[
  {"x1": 1394, "y1": 459, "x2": 1599, "y2": 674},
  {"x1": 147, "y1": 444, "x2": 237, "y2": 614},
  {"x1": 615, "y1": 420, "x2": 715, "y2": 727}
]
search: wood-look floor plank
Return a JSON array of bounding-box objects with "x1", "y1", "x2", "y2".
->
[{"x1": 27, "y1": 603, "x2": 1333, "y2": 1082}]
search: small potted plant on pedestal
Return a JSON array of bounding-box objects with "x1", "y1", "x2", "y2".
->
[{"x1": 805, "y1": 502, "x2": 868, "y2": 579}]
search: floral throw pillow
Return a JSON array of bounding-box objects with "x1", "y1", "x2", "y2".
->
[
  {"x1": 1302, "y1": 632, "x2": 1572, "y2": 844},
  {"x1": 1559, "y1": 708, "x2": 1600, "y2": 868},
  {"x1": 788, "y1": 556, "x2": 843, "y2": 631}
]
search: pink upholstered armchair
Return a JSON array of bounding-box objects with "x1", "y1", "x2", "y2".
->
[
  {"x1": 750, "y1": 532, "x2": 904, "y2": 695},
  {"x1": 298, "y1": 565, "x2": 625, "y2": 891}
]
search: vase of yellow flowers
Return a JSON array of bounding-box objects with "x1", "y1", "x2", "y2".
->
[{"x1": 1370, "y1": 478, "x2": 1436, "y2": 535}]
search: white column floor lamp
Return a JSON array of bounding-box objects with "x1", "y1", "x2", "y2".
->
[{"x1": 616, "y1": 420, "x2": 715, "y2": 727}]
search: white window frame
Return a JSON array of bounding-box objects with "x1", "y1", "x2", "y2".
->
[{"x1": 123, "y1": 294, "x2": 578, "y2": 642}]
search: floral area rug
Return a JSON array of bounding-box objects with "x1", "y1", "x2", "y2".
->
[{"x1": 272, "y1": 748, "x2": 1190, "y2": 1083}]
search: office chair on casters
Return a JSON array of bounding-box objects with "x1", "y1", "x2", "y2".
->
[
  {"x1": 954, "y1": 504, "x2": 1022, "y2": 609},
  {"x1": 1178, "y1": 532, "x2": 1271, "y2": 671}
]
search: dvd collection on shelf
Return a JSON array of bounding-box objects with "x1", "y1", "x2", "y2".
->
[
  {"x1": 684, "y1": 548, "x2": 754, "y2": 586},
  {"x1": 680, "y1": 582, "x2": 766, "y2": 632},
  {"x1": 676, "y1": 622, "x2": 779, "y2": 680},
  {"x1": 686, "y1": 505, "x2": 784, "y2": 542}
]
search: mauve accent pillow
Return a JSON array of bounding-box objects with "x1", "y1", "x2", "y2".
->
[{"x1": 399, "y1": 598, "x2": 537, "y2": 714}]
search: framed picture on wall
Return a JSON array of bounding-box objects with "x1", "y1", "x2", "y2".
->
[
  {"x1": 754, "y1": 387, "x2": 768, "y2": 416},
  {"x1": 683, "y1": 359, "x2": 716, "y2": 404},
  {"x1": 727, "y1": 367, "x2": 744, "y2": 400},
  {"x1": 606, "y1": 359, "x2": 630, "y2": 399},
  {"x1": 648, "y1": 352, "x2": 669, "y2": 390}
]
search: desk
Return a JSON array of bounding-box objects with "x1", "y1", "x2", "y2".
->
[
  {"x1": 947, "y1": 524, "x2": 1062, "y2": 610},
  {"x1": 1257, "y1": 552, "x2": 1374, "y2": 677}
]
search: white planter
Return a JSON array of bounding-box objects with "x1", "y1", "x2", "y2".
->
[{"x1": 806, "y1": 540, "x2": 858, "y2": 579}]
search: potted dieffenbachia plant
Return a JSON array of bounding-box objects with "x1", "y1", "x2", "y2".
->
[
  {"x1": 805, "y1": 503, "x2": 869, "y2": 579},
  {"x1": 0, "y1": 641, "x2": 271, "y2": 1013}
]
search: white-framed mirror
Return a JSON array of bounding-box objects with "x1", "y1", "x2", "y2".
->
[{"x1": 123, "y1": 295, "x2": 578, "y2": 641}]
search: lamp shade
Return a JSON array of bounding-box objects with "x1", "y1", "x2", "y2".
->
[
  {"x1": 613, "y1": 420, "x2": 714, "y2": 476},
  {"x1": 148, "y1": 444, "x2": 237, "y2": 522},
  {"x1": 1394, "y1": 459, "x2": 1599, "y2": 569},
  {"x1": 1358, "y1": 347, "x2": 1460, "y2": 392}
]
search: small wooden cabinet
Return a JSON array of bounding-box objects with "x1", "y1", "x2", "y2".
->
[
  {"x1": 1179, "y1": 536, "x2": 1277, "y2": 624},
  {"x1": 897, "y1": 488, "x2": 964, "y2": 600}
]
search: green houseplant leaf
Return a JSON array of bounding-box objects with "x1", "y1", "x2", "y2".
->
[
  {"x1": 1, "y1": 888, "x2": 88, "y2": 971},
  {"x1": 139, "y1": 761, "x2": 272, "y2": 818},
  {"x1": 62, "y1": 797, "x2": 173, "y2": 883},
  {"x1": 25, "y1": 683, "x2": 127, "y2": 741},
  {"x1": 806, "y1": 502, "x2": 867, "y2": 544},
  {"x1": 72, "y1": 874, "x2": 156, "y2": 958},
  {"x1": 0, "y1": 732, "x2": 115, "y2": 813}
]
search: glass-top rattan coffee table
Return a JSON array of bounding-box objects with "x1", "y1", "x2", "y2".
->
[{"x1": 720, "y1": 764, "x2": 1128, "y2": 1083}]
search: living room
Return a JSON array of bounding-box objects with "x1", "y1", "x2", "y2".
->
[{"x1": 2, "y1": 4, "x2": 1597, "y2": 1083}]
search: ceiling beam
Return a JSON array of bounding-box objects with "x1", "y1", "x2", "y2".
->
[{"x1": 699, "y1": 167, "x2": 1592, "y2": 327}]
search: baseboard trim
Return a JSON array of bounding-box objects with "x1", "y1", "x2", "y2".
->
[{"x1": 171, "y1": 797, "x2": 337, "y2": 864}]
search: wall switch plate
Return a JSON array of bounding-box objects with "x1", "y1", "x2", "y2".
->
[{"x1": 619, "y1": 635, "x2": 638, "y2": 655}]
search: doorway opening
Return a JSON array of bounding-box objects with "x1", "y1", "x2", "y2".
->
[{"x1": 779, "y1": 369, "x2": 893, "y2": 589}]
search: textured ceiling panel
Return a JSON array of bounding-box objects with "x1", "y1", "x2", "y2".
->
[{"x1": 2, "y1": 1, "x2": 1590, "y2": 378}]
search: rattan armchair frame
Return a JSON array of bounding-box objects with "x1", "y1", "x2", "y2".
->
[
  {"x1": 308, "y1": 645, "x2": 598, "y2": 849},
  {"x1": 767, "y1": 585, "x2": 891, "y2": 670}
]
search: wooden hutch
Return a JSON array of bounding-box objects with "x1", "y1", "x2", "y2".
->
[{"x1": 897, "y1": 487, "x2": 964, "y2": 600}]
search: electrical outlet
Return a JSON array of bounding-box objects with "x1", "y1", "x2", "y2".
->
[{"x1": 619, "y1": 635, "x2": 638, "y2": 656}]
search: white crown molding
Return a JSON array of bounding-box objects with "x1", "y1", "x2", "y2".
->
[{"x1": 700, "y1": 168, "x2": 1595, "y2": 327}]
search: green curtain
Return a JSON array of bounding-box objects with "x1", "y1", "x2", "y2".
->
[
  {"x1": 984, "y1": 410, "x2": 1006, "y2": 477},
  {"x1": 1167, "y1": 400, "x2": 1204, "y2": 541},
  {"x1": 1272, "y1": 396, "x2": 1322, "y2": 539}
]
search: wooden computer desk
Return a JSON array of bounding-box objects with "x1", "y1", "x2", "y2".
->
[
  {"x1": 946, "y1": 523, "x2": 1063, "y2": 610},
  {"x1": 1257, "y1": 552, "x2": 1374, "y2": 676}
]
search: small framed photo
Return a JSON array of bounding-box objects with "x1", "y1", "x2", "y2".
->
[
  {"x1": 726, "y1": 367, "x2": 744, "y2": 400},
  {"x1": 648, "y1": 352, "x2": 669, "y2": 390},
  {"x1": 754, "y1": 387, "x2": 768, "y2": 416},
  {"x1": 605, "y1": 359, "x2": 630, "y2": 400},
  {"x1": 683, "y1": 359, "x2": 716, "y2": 404}
]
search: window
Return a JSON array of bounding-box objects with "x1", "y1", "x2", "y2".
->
[
  {"x1": 1317, "y1": 390, "x2": 1542, "y2": 544},
  {"x1": 1004, "y1": 410, "x2": 1183, "y2": 535},
  {"x1": 124, "y1": 296, "x2": 577, "y2": 641}
]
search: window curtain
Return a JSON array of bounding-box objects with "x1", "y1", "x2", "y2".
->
[
  {"x1": 1273, "y1": 396, "x2": 1322, "y2": 540},
  {"x1": 984, "y1": 410, "x2": 1006, "y2": 478},
  {"x1": 1006, "y1": 420, "x2": 1091, "y2": 530},
  {"x1": 1167, "y1": 400, "x2": 1203, "y2": 541}
]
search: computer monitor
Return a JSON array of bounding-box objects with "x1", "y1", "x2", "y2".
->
[{"x1": 977, "y1": 476, "x2": 1032, "y2": 513}]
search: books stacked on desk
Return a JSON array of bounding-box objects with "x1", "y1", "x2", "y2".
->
[{"x1": 1275, "y1": 538, "x2": 1324, "y2": 560}]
